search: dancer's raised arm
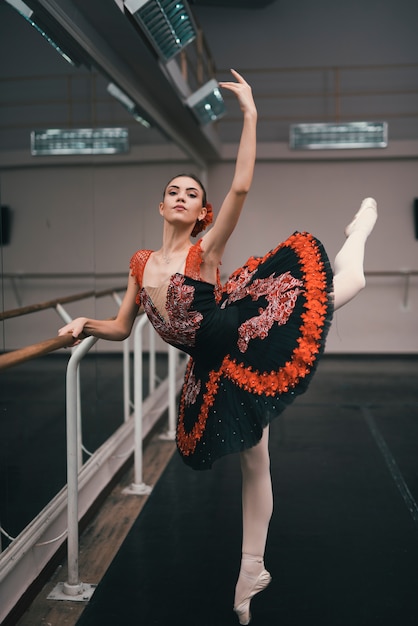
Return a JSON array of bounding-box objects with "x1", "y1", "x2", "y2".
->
[{"x1": 202, "y1": 69, "x2": 257, "y2": 259}]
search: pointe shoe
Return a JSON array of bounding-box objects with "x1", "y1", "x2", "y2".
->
[
  {"x1": 345, "y1": 197, "x2": 377, "y2": 238},
  {"x1": 233, "y1": 569, "x2": 272, "y2": 625}
]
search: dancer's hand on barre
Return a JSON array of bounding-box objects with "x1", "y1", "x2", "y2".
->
[{"x1": 58, "y1": 317, "x2": 88, "y2": 345}]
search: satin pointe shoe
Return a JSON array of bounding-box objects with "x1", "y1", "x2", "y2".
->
[
  {"x1": 345, "y1": 197, "x2": 378, "y2": 238},
  {"x1": 233, "y1": 568, "x2": 272, "y2": 625}
]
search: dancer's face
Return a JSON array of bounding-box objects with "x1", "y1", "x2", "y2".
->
[{"x1": 160, "y1": 176, "x2": 207, "y2": 228}]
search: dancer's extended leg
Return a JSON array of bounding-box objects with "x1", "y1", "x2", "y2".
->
[
  {"x1": 333, "y1": 197, "x2": 377, "y2": 310},
  {"x1": 234, "y1": 427, "x2": 272, "y2": 624}
]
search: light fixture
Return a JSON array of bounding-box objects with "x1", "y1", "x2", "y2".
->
[
  {"x1": 185, "y1": 79, "x2": 226, "y2": 126},
  {"x1": 124, "y1": 0, "x2": 197, "y2": 62},
  {"x1": 290, "y1": 121, "x2": 388, "y2": 150},
  {"x1": 107, "y1": 83, "x2": 151, "y2": 128},
  {"x1": 4, "y1": 0, "x2": 78, "y2": 66},
  {"x1": 31, "y1": 128, "x2": 129, "y2": 156}
]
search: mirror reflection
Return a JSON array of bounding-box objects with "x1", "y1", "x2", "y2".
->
[{"x1": 0, "y1": 0, "x2": 173, "y2": 547}]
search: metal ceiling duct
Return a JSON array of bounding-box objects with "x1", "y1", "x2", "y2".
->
[{"x1": 25, "y1": 0, "x2": 223, "y2": 166}]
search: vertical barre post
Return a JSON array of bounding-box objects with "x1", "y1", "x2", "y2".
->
[
  {"x1": 63, "y1": 336, "x2": 97, "y2": 594},
  {"x1": 122, "y1": 315, "x2": 152, "y2": 495},
  {"x1": 113, "y1": 292, "x2": 132, "y2": 422},
  {"x1": 133, "y1": 318, "x2": 144, "y2": 486},
  {"x1": 55, "y1": 303, "x2": 84, "y2": 466},
  {"x1": 159, "y1": 345, "x2": 180, "y2": 441},
  {"x1": 149, "y1": 323, "x2": 156, "y2": 395},
  {"x1": 123, "y1": 337, "x2": 131, "y2": 422},
  {"x1": 167, "y1": 345, "x2": 177, "y2": 439}
]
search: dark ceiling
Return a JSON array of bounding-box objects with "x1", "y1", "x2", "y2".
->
[
  {"x1": 1, "y1": 0, "x2": 417, "y2": 166},
  {"x1": 190, "y1": 0, "x2": 275, "y2": 6}
]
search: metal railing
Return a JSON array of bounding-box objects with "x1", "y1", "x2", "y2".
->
[
  {"x1": 0, "y1": 286, "x2": 186, "y2": 621},
  {"x1": 365, "y1": 269, "x2": 418, "y2": 310}
]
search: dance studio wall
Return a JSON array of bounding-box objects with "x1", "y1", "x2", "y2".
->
[{"x1": 0, "y1": 146, "x2": 417, "y2": 354}]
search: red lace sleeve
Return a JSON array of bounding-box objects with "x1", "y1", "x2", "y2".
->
[
  {"x1": 130, "y1": 249, "x2": 153, "y2": 287},
  {"x1": 184, "y1": 239, "x2": 204, "y2": 280},
  {"x1": 185, "y1": 239, "x2": 222, "y2": 299}
]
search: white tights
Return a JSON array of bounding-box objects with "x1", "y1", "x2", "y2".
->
[
  {"x1": 235, "y1": 197, "x2": 378, "y2": 603},
  {"x1": 235, "y1": 427, "x2": 272, "y2": 606},
  {"x1": 333, "y1": 197, "x2": 378, "y2": 310},
  {"x1": 333, "y1": 230, "x2": 368, "y2": 310}
]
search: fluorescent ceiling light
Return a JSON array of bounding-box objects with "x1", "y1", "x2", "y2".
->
[
  {"x1": 5, "y1": 0, "x2": 31, "y2": 18},
  {"x1": 31, "y1": 128, "x2": 129, "y2": 156},
  {"x1": 4, "y1": 0, "x2": 77, "y2": 66},
  {"x1": 107, "y1": 83, "x2": 151, "y2": 128},
  {"x1": 290, "y1": 122, "x2": 388, "y2": 150},
  {"x1": 124, "y1": 0, "x2": 197, "y2": 62},
  {"x1": 186, "y1": 79, "x2": 226, "y2": 125}
]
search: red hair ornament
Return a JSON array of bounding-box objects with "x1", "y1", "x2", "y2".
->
[{"x1": 191, "y1": 202, "x2": 213, "y2": 237}]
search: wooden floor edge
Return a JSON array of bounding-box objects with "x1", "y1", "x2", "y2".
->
[{"x1": 13, "y1": 429, "x2": 176, "y2": 626}]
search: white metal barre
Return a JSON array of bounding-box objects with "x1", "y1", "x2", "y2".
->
[
  {"x1": 24, "y1": 330, "x2": 103, "y2": 603},
  {"x1": 123, "y1": 315, "x2": 153, "y2": 495},
  {"x1": 62, "y1": 335, "x2": 98, "y2": 598},
  {"x1": 112, "y1": 292, "x2": 133, "y2": 422},
  {"x1": 159, "y1": 345, "x2": 178, "y2": 441}
]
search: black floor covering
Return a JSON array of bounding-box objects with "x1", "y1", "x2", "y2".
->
[{"x1": 74, "y1": 356, "x2": 418, "y2": 626}]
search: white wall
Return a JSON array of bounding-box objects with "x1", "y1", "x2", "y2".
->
[{"x1": 1, "y1": 145, "x2": 417, "y2": 353}]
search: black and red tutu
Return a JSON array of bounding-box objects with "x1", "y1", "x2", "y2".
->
[{"x1": 130, "y1": 231, "x2": 334, "y2": 470}]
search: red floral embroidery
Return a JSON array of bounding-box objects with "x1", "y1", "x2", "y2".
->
[
  {"x1": 235, "y1": 272, "x2": 303, "y2": 352},
  {"x1": 177, "y1": 360, "x2": 220, "y2": 456},
  {"x1": 222, "y1": 265, "x2": 258, "y2": 306},
  {"x1": 222, "y1": 233, "x2": 330, "y2": 395},
  {"x1": 183, "y1": 361, "x2": 201, "y2": 407},
  {"x1": 142, "y1": 275, "x2": 203, "y2": 347}
]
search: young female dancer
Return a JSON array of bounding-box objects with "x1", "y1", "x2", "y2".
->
[{"x1": 59, "y1": 70, "x2": 377, "y2": 624}]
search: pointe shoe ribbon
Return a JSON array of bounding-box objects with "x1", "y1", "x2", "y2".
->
[{"x1": 233, "y1": 569, "x2": 272, "y2": 625}]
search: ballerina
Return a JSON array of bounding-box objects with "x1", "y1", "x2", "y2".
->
[{"x1": 58, "y1": 69, "x2": 377, "y2": 625}]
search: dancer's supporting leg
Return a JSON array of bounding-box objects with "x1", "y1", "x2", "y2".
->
[
  {"x1": 333, "y1": 197, "x2": 378, "y2": 311},
  {"x1": 234, "y1": 426, "x2": 272, "y2": 624}
]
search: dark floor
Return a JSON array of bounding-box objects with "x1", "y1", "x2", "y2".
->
[
  {"x1": 74, "y1": 355, "x2": 418, "y2": 626},
  {"x1": 2, "y1": 355, "x2": 418, "y2": 625}
]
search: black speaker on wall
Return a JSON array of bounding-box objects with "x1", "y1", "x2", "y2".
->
[
  {"x1": 414, "y1": 199, "x2": 418, "y2": 240},
  {"x1": 1, "y1": 205, "x2": 12, "y2": 245}
]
